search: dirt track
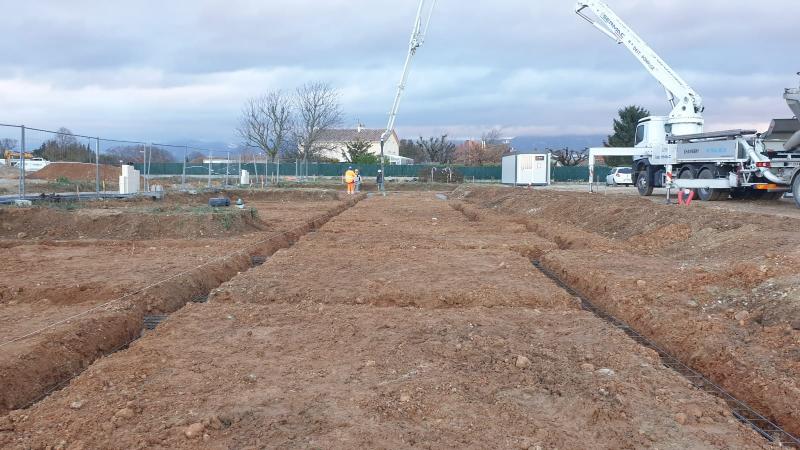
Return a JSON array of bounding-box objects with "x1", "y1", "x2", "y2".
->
[{"x1": 0, "y1": 191, "x2": 784, "y2": 449}]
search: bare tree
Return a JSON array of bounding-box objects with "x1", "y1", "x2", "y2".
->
[
  {"x1": 418, "y1": 135, "x2": 456, "y2": 164},
  {"x1": 294, "y1": 82, "x2": 343, "y2": 170},
  {"x1": 54, "y1": 127, "x2": 80, "y2": 149},
  {"x1": 551, "y1": 148, "x2": 589, "y2": 166},
  {"x1": 264, "y1": 91, "x2": 294, "y2": 161},
  {"x1": 0, "y1": 138, "x2": 18, "y2": 152},
  {"x1": 264, "y1": 91, "x2": 294, "y2": 179},
  {"x1": 455, "y1": 129, "x2": 509, "y2": 166},
  {"x1": 237, "y1": 91, "x2": 295, "y2": 181},
  {"x1": 237, "y1": 96, "x2": 271, "y2": 156}
]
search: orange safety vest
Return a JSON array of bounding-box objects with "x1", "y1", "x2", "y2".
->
[{"x1": 344, "y1": 170, "x2": 356, "y2": 183}]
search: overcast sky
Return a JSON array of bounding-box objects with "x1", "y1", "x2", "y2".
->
[{"x1": 0, "y1": 0, "x2": 797, "y2": 145}]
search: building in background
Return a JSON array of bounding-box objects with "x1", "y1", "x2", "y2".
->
[{"x1": 314, "y1": 125, "x2": 412, "y2": 164}]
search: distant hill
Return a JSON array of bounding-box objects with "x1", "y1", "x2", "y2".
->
[
  {"x1": 155, "y1": 140, "x2": 243, "y2": 159},
  {"x1": 511, "y1": 135, "x2": 606, "y2": 151}
]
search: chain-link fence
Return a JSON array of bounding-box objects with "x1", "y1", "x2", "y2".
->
[
  {"x1": 135, "y1": 162, "x2": 613, "y2": 183},
  {"x1": 0, "y1": 123, "x2": 244, "y2": 199},
  {"x1": 0, "y1": 122, "x2": 613, "y2": 199}
]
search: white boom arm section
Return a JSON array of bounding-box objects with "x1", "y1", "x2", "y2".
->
[
  {"x1": 379, "y1": 0, "x2": 436, "y2": 170},
  {"x1": 575, "y1": 1, "x2": 704, "y2": 134}
]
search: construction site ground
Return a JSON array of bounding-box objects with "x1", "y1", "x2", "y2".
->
[{"x1": 1, "y1": 187, "x2": 798, "y2": 449}]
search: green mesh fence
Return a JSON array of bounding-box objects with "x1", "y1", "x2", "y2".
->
[{"x1": 134, "y1": 162, "x2": 612, "y2": 183}]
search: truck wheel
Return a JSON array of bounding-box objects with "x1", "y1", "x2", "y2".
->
[
  {"x1": 793, "y1": 174, "x2": 800, "y2": 208},
  {"x1": 636, "y1": 167, "x2": 653, "y2": 196},
  {"x1": 697, "y1": 167, "x2": 724, "y2": 201},
  {"x1": 678, "y1": 168, "x2": 696, "y2": 196}
]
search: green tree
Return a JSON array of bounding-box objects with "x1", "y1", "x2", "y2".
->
[
  {"x1": 35, "y1": 127, "x2": 94, "y2": 162},
  {"x1": 342, "y1": 139, "x2": 378, "y2": 164},
  {"x1": 604, "y1": 105, "x2": 650, "y2": 167}
]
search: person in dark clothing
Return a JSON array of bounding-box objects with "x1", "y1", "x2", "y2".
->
[{"x1": 376, "y1": 169, "x2": 385, "y2": 192}]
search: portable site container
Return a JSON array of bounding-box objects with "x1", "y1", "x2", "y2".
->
[{"x1": 501, "y1": 152, "x2": 552, "y2": 186}]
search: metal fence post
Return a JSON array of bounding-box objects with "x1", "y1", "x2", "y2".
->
[
  {"x1": 147, "y1": 143, "x2": 153, "y2": 192},
  {"x1": 207, "y1": 149, "x2": 212, "y2": 188},
  {"x1": 95, "y1": 137, "x2": 100, "y2": 194},
  {"x1": 143, "y1": 143, "x2": 149, "y2": 192},
  {"x1": 19, "y1": 125, "x2": 26, "y2": 199},
  {"x1": 182, "y1": 145, "x2": 187, "y2": 188},
  {"x1": 226, "y1": 151, "x2": 231, "y2": 187}
]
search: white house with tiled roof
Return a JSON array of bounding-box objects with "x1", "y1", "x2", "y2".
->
[{"x1": 314, "y1": 125, "x2": 411, "y2": 164}]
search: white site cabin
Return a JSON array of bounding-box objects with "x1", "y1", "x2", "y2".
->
[{"x1": 502, "y1": 151, "x2": 552, "y2": 186}]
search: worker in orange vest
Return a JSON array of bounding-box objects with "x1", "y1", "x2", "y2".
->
[{"x1": 344, "y1": 166, "x2": 356, "y2": 194}]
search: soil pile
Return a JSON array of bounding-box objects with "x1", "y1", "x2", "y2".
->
[{"x1": 28, "y1": 162, "x2": 121, "y2": 182}]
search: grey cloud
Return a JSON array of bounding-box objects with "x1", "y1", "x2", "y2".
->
[{"x1": 0, "y1": 0, "x2": 796, "y2": 143}]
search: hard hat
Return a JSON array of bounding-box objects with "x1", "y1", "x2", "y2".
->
[
  {"x1": 348, "y1": 166, "x2": 353, "y2": 169},
  {"x1": 378, "y1": 169, "x2": 382, "y2": 172}
]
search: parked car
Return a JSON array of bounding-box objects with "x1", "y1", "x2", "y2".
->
[{"x1": 606, "y1": 167, "x2": 633, "y2": 186}]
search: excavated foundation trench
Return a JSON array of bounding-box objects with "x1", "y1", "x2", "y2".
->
[
  {"x1": 529, "y1": 259, "x2": 800, "y2": 447},
  {"x1": 446, "y1": 196, "x2": 799, "y2": 446},
  {"x1": 0, "y1": 196, "x2": 362, "y2": 414},
  {"x1": 449, "y1": 190, "x2": 800, "y2": 446}
]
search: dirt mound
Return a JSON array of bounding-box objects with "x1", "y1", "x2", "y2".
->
[
  {"x1": 216, "y1": 189, "x2": 342, "y2": 202},
  {"x1": 28, "y1": 162, "x2": 121, "y2": 182},
  {"x1": 0, "y1": 206, "x2": 266, "y2": 240},
  {"x1": 455, "y1": 186, "x2": 798, "y2": 259}
]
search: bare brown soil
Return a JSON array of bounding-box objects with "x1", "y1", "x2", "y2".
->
[
  {"x1": 454, "y1": 186, "x2": 800, "y2": 437},
  {"x1": 0, "y1": 193, "x2": 358, "y2": 415},
  {"x1": 28, "y1": 162, "x2": 121, "y2": 182},
  {"x1": 0, "y1": 193, "x2": 772, "y2": 449},
  {"x1": 0, "y1": 206, "x2": 265, "y2": 240}
]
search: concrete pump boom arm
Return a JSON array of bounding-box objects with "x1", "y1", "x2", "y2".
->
[
  {"x1": 381, "y1": 0, "x2": 436, "y2": 144},
  {"x1": 575, "y1": 1, "x2": 704, "y2": 121}
]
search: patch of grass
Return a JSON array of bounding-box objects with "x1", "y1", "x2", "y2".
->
[
  {"x1": 41, "y1": 178, "x2": 97, "y2": 193},
  {"x1": 45, "y1": 201, "x2": 83, "y2": 211},
  {"x1": 216, "y1": 210, "x2": 238, "y2": 230}
]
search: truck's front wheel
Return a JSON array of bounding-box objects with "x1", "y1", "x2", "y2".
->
[
  {"x1": 636, "y1": 166, "x2": 653, "y2": 197},
  {"x1": 793, "y1": 174, "x2": 800, "y2": 209}
]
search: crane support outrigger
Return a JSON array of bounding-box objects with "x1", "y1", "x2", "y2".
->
[
  {"x1": 577, "y1": 0, "x2": 800, "y2": 205},
  {"x1": 378, "y1": 0, "x2": 436, "y2": 194}
]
